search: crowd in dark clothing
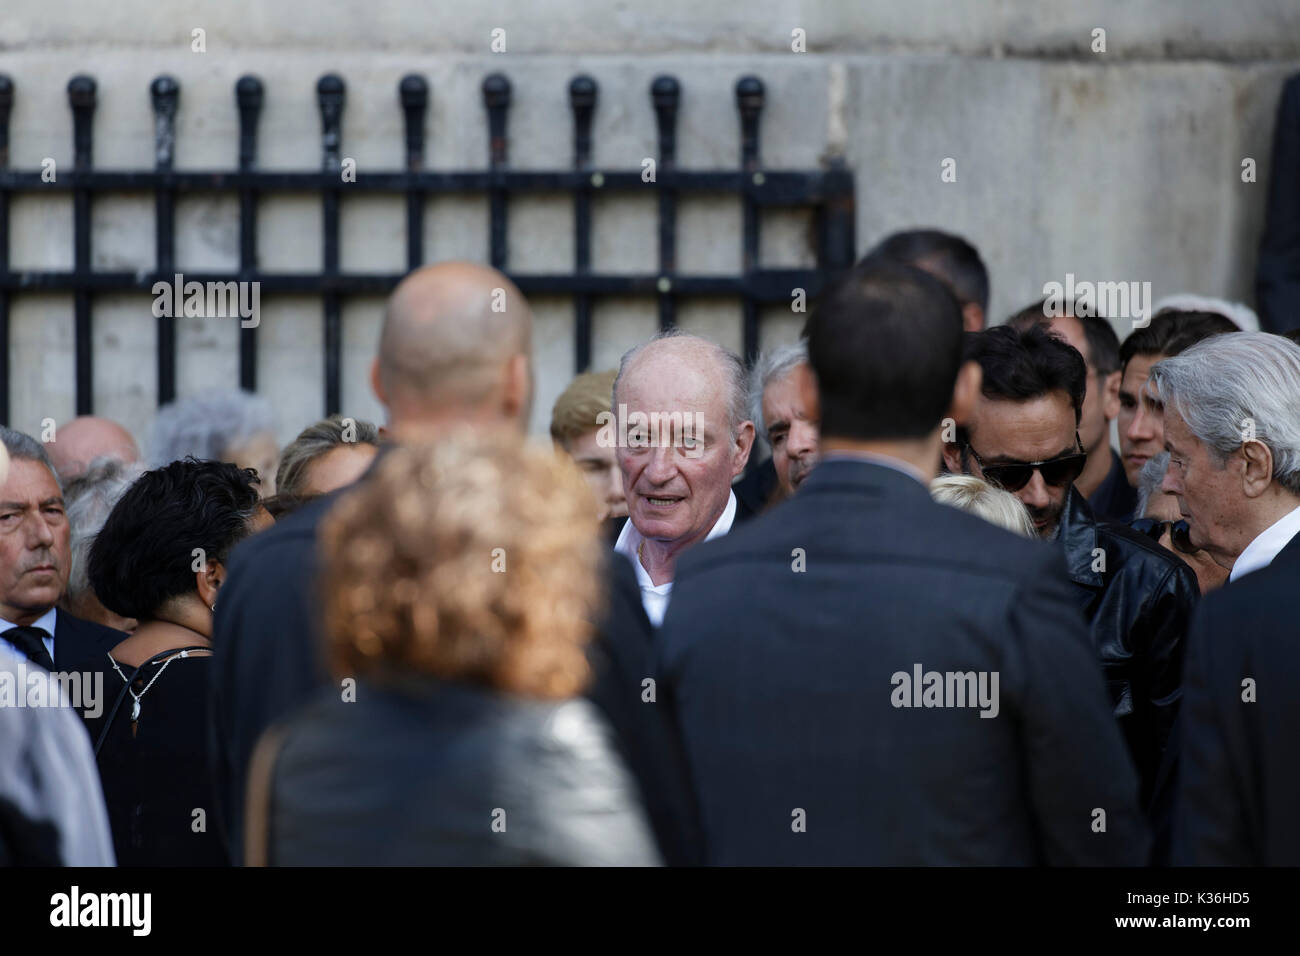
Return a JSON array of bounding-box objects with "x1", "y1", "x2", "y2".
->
[{"x1": 4, "y1": 214, "x2": 1300, "y2": 867}]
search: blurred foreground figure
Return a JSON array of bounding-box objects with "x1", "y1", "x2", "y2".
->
[
  {"x1": 44, "y1": 416, "x2": 140, "y2": 482},
  {"x1": 0, "y1": 648, "x2": 115, "y2": 865},
  {"x1": 247, "y1": 436, "x2": 659, "y2": 866},
  {"x1": 657, "y1": 260, "x2": 1147, "y2": 864}
]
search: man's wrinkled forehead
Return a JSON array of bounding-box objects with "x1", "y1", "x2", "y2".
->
[{"x1": 617, "y1": 350, "x2": 726, "y2": 417}]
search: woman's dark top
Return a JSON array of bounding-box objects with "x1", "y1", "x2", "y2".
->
[{"x1": 87, "y1": 652, "x2": 229, "y2": 866}]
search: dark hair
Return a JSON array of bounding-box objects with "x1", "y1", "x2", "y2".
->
[
  {"x1": 87, "y1": 458, "x2": 262, "y2": 620},
  {"x1": 867, "y1": 229, "x2": 989, "y2": 313},
  {"x1": 1118, "y1": 310, "x2": 1238, "y2": 372},
  {"x1": 1008, "y1": 299, "x2": 1121, "y2": 375},
  {"x1": 804, "y1": 259, "x2": 964, "y2": 441},
  {"x1": 964, "y1": 324, "x2": 1087, "y2": 427},
  {"x1": 1281, "y1": 328, "x2": 1300, "y2": 346}
]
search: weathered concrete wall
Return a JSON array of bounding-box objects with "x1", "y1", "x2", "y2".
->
[{"x1": 3, "y1": 0, "x2": 1299, "y2": 444}]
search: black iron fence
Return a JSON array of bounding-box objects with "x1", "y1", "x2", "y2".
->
[{"x1": 0, "y1": 71, "x2": 855, "y2": 424}]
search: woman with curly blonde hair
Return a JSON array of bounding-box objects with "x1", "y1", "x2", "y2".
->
[{"x1": 248, "y1": 431, "x2": 660, "y2": 866}]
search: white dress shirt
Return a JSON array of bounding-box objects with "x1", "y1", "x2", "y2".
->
[
  {"x1": 0, "y1": 605, "x2": 58, "y2": 663},
  {"x1": 1230, "y1": 504, "x2": 1300, "y2": 582},
  {"x1": 614, "y1": 490, "x2": 738, "y2": 627}
]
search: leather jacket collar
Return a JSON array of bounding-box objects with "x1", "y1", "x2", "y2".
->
[{"x1": 1056, "y1": 485, "x2": 1105, "y2": 589}]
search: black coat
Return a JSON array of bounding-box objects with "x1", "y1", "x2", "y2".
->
[
  {"x1": 1053, "y1": 487, "x2": 1199, "y2": 810},
  {"x1": 657, "y1": 459, "x2": 1148, "y2": 865},
  {"x1": 1173, "y1": 532, "x2": 1300, "y2": 865},
  {"x1": 210, "y1": 486, "x2": 702, "y2": 864},
  {"x1": 1257, "y1": 73, "x2": 1300, "y2": 334},
  {"x1": 53, "y1": 608, "x2": 125, "y2": 674}
]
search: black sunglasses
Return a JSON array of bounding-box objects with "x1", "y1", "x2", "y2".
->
[
  {"x1": 966, "y1": 434, "x2": 1087, "y2": 493},
  {"x1": 1131, "y1": 517, "x2": 1197, "y2": 555}
]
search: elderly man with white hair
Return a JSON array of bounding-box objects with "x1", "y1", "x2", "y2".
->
[
  {"x1": 612, "y1": 330, "x2": 755, "y2": 626},
  {"x1": 1149, "y1": 331, "x2": 1300, "y2": 865},
  {"x1": 748, "y1": 341, "x2": 819, "y2": 501},
  {"x1": 1149, "y1": 331, "x2": 1300, "y2": 579}
]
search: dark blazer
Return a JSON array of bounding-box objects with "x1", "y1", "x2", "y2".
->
[
  {"x1": 53, "y1": 608, "x2": 125, "y2": 674},
  {"x1": 1173, "y1": 531, "x2": 1300, "y2": 865},
  {"x1": 657, "y1": 458, "x2": 1148, "y2": 865},
  {"x1": 1257, "y1": 73, "x2": 1300, "y2": 334},
  {"x1": 1054, "y1": 487, "x2": 1199, "y2": 810},
  {"x1": 211, "y1": 484, "x2": 702, "y2": 865}
]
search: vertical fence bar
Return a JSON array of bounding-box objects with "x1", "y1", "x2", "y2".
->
[
  {"x1": 818, "y1": 157, "x2": 857, "y2": 277},
  {"x1": 483, "y1": 74, "x2": 510, "y2": 271},
  {"x1": 400, "y1": 74, "x2": 428, "y2": 273},
  {"x1": 651, "y1": 76, "x2": 680, "y2": 332},
  {"x1": 570, "y1": 74, "x2": 596, "y2": 373},
  {"x1": 317, "y1": 73, "x2": 344, "y2": 416},
  {"x1": 68, "y1": 75, "x2": 96, "y2": 414},
  {"x1": 0, "y1": 75, "x2": 12, "y2": 425},
  {"x1": 736, "y1": 76, "x2": 764, "y2": 365},
  {"x1": 236, "y1": 75, "x2": 262, "y2": 393},
  {"x1": 151, "y1": 75, "x2": 179, "y2": 406}
]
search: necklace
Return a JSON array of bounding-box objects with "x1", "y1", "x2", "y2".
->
[{"x1": 109, "y1": 650, "x2": 192, "y2": 736}]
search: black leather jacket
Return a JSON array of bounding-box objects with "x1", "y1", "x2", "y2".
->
[{"x1": 1055, "y1": 487, "x2": 1199, "y2": 807}]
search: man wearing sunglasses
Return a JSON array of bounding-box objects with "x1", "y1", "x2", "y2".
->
[{"x1": 944, "y1": 324, "x2": 1199, "y2": 821}]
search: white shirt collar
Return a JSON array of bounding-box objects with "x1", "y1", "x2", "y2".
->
[
  {"x1": 1230, "y1": 504, "x2": 1300, "y2": 582},
  {"x1": 0, "y1": 606, "x2": 59, "y2": 662},
  {"x1": 614, "y1": 490, "x2": 738, "y2": 626},
  {"x1": 0, "y1": 606, "x2": 58, "y2": 636}
]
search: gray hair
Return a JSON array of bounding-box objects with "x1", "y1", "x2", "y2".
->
[
  {"x1": 62, "y1": 456, "x2": 144, "y2": 607},
  {"x1": 1135, "y1": 451, "x2": 1171, "y2": 518},
  {"x1": 275, "y1": 415, "x2": 380, "y2": 498},
  {"x1": 612, "y1": 329, "x2": 750, "y2": 440},
  {"x1": 147, "y1": 389, "x2": 276, "y2": 467},
  {"x1": 0, "y1": 426, "x2": 59, "y2": 490},
  {"x1": 1149, "y1": 332, "x2": 1300, "y2": 495},
  {"x1": 749, "y1": 341, "x2": 809, "y2": 440}
]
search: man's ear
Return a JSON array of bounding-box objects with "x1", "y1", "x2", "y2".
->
[
  {"x1": 1101, "y1": 369, "x2": 1122, "y2": 422},
  {"x1": 1240, "y1": 440, "x2": 1276, "y2": 498},
  {"x1": 370, "y1": 358, "x2": 388, "y2": 408},
  {"x1": 948, "y1": 360, "x2": 982, "y2": 426},
  {"x1": 941, "y1": 442, "x2": 965, "y2": 475},
  {"x1": 502, "y1": 353, "x2": 532, "y2": 427},
  {"x1": 732, "y1": 421, "x2": 756, "y2": 478}
]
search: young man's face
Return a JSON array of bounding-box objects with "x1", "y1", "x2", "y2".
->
[
  {"x1": 1118, "y1": 353, "x2": 1165, "y2": 486},
  {"x1": 943, "y1": 391, "x2": 1079, "y2": 538},
  {"x1": 564, "y1": 428, "x2": 627, "y2": 521}
]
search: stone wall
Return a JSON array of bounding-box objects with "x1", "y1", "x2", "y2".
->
[{"x1": 2, "y1": 0, "x2": 1298, "y2": 443}]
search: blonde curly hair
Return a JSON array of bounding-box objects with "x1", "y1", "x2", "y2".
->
[{"x1": 319, "y1": 430, "x2": 604, "y2": 698}]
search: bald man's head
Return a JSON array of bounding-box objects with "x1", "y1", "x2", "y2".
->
[
  {"x1": 373, "y1": 262, "x2": 534, "y2": 434},
  {"x1": 46, "y1": 417, "x2": 140, "y2": 481}
]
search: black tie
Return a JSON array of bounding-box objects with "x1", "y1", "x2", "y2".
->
[{"x1": 6, "y1": 626, "x2": 55, "y2": 671}]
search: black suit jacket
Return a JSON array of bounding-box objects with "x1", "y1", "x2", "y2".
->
[
  {"x1": 657, "y1": 459, "x2": 1148, "y2": 865},
  {"x1": 211, "y1": 483, "x2": 702, "y2": 865},
  {"x1": 1173, "y1": 531, "x2": 1300, "y2": 865},
  {"x1": 53, "y1": 608, "x2": 125, "y2": 674},
  {"x1": 1257, "y1": 73, "x2": 1300, "y2": 334}
]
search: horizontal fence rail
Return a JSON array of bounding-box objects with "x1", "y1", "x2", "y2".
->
[{"x1": 0, "y1": 71, "x2": 856, "y2": 423}]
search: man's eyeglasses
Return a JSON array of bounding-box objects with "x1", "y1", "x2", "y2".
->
[
  {"x1": 1131, "y1": 517, "x2": 1197, "y2": 555},
  {"x1": 966, "y1": 435, "x2": 1087, "y2": 493}
]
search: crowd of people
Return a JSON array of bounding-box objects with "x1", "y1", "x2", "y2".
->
[{"x1": 3, "y1": 233, "x2": 1299, "y2": 866}]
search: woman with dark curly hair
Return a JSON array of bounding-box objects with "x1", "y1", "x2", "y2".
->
[{"x1": 85, "y1": 458, "x2": 270, "y2": 866}]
